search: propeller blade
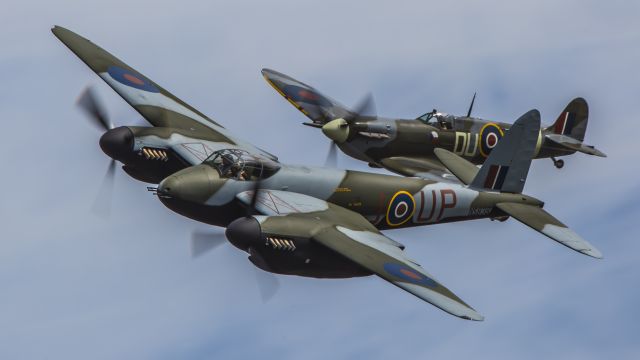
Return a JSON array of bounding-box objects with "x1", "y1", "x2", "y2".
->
[
  {"x1": 466, "y1": 92, "x2": 477, "y2": 118},
  {"x1": 91, "y1": 159, "x2": 116, "y2": 217},
  {"x1": 325, "y1": 141, "x2": 338, "y2": 167},
  {"x1": 191, "y1": 231, "x2": 227, "y2": 258},
  {"x1": 346, "y1": 93, "x2": 376, "y2": 122},
  {"x1": 254, "y1": 267, "x2": 280, "y2": 303},
  {"x1": 246, "y1": 179, "x2": 263, "y2": 217},
  {"x1": 77, "y1": 86, "x2": 113, "y2": 131},
  {"x1": 247, "y1": 248, "x2": 280, "y2": 303}
]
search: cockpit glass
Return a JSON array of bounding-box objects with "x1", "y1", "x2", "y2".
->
[
  {"x1": 417, "y1": 110, "x2": 453, "y2": 129},
  {"x1": 202, "y1": 149, "x2": 280, "y2": 181},
  {"x1": 417, "y1": 112, "x2": 435, "y2": 123}
]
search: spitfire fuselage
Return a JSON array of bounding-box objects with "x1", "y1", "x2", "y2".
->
[{"x1": 338, "y1": 117, "x2": 573, "y2": 171}]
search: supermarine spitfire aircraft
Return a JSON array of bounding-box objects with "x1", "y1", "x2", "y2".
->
[
  {"x1": 262, "y1": 69, "x2": 606, "y2": 178},
  {"x1": 53, "y1": 26, "x2": 602, "y2": 321}
]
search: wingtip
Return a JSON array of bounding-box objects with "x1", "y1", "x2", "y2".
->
[
  {"x1": 582, "y1": 247, "x2": 603, "y2": 259},
  {"x1": 261, "y1": 68, "x2": 283, "y2": 78},
  {"x1": 461, "y1": 310, "x2": 485, "y2": 321},
  {"x1": 51, "y1": 25, "x2": 72, "y2": 40}
]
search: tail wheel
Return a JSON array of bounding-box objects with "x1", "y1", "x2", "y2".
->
[{"x1": 552, "y1": 157, "x2": 565, "y2": 169}]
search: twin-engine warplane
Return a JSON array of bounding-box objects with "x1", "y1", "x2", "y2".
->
[
  {"x1": 53, "y1": 26, "x2": 602, "y2": 321},
  {"x1": 262, "y1": 69, "x2": 606, "y2": 179}
]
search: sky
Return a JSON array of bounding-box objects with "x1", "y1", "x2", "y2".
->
[{"x1": 1, "y1": 0, "x2": 639, "y2": 359}]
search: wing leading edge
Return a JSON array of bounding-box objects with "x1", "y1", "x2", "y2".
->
[{"x1": 52, "y1": 26, "x2": 275, "y2": 160}]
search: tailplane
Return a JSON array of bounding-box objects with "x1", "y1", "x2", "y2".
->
[
  {"x1": 496, "y1": 203, "x2": 602, "y2": 258},
  {"x1": 544, "y1": 98, "x2": 606, "y2": 157}
]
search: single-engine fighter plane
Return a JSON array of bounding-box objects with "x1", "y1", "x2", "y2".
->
[
  {"x1": 53, "y1": 26, "x2": 601, "y2": 321},
  {"x1": 262, "y1": 69, "x2": 606, "y2": 179}
]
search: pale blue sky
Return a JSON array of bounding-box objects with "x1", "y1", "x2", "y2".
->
[{"x1": 1, "y1": 1, "x2": 638, "y2": 359}]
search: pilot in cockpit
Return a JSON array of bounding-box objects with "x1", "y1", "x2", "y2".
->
[
  {"x1": 203, "y1": 149, "x2": 281, "y2": 182},
  {"x1": 417, "y1": 109, "x2": 453, "y2": 130},
  {"x1": 223, "y1": 157, "x2": 248, "y2": 181}
]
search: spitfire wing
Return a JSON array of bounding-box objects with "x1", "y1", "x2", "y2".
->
[
  {"x1": 52, "y1": 26, "x2": 274, "y2": 159},
  {"x1": 236, "y1": 189, "x2": 482, "y2": 320},
  {"x1": 379, "y1": 156, "x2": 461, "y2": 183},
  {"x1": 262, "y1": 68, "x2": 351, "y2": 126}
]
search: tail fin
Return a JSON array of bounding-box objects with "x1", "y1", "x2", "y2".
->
[
  {"x1": 545, "y1": 97, "x2": 588, "y2": 141},
  {"x1": 544, "y1": 97, "x2": 607, "y2": 157},
  {"x1": 261, "y1": 68, "x2": 350, "y2": 126},
  {"x1": 469, "y1": 109, "x2": 540, "y2": 193}
]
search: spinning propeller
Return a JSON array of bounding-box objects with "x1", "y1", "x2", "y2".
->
[
  {"x1": 321, "y1": 94, "x2": 376, "y2": 167},
  {"x1": 77, "y1": 86, "x2": 138, "y2": 216},
  {"x1": 77, "y1": 86, "x2": 117, "y2": 217},
  {"x1": 189, "y1": 180, "x2": 280, "y2": 302}
]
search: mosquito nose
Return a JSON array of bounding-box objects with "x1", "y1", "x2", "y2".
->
[
  {"x1": 157, "y1": 165, "x2": 220, "y2": 203},
  {"x1": 99, "y1": 126, "x2": 134, "y2": 161}
]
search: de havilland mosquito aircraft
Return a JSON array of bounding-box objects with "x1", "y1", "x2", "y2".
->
[
  {"x1": 262, "y1": 69, "x2": 606, "y2": 178},
  {"x1": 53, "y1": 26, "x2": 601, "y2": 321}
]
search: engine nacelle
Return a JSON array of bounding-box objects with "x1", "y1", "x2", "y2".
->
[
  {"x1": 99, "y1": 126, "x2": 190, "y2": 183},
  {"x1": 225, "y1": 216, "x2": 370, "y2": 279}
]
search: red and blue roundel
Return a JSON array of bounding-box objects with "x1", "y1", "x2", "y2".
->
[
  {"x1": 282, "y1": 84, "x2": 332, "y2": 107},
  {"x1": 107, "y1": 66, "x2": 160, "y2": 93},
  {"x1": 383, "y1": 263, "x2": 438, "y2": 288},
  {"x1": 479, "y1": 123, "x2": 504, "y2": 157},
  {"x1": 386, "y1": 191, "x2": 415, "y2": 226}
]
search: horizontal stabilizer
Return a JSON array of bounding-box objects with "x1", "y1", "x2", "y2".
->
[
  {"x1": 545, "y1": 134, "x2": 607, "y2": 157},
  {"x1": 496, "y1": 203, "x2": 602, "y2": 259},
  {"x1": 433, "y1": 148, "x2": 479, "y2": 185}
]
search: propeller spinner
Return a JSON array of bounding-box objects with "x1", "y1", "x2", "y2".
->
[{"x1": 320, "y1": 93, "x2": 376, "y2": 167}]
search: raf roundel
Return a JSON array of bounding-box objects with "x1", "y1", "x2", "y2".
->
[
  {"x1": 282, "y1": 84, "x2": 332, "y2": 107},
  {"x1": 383, "y1": 263, "x2": 438, "y2": 288},
  {"x1": 479, "y1": 123, "x2": 505, "y2": 157},
  {"x1": 386, "y1": 190, "x2": 416, "y2": 226},
  {"x1": 107, "y1": 66, "x2": 160, "y2": 93}
]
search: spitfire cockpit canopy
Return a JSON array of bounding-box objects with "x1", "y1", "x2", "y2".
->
[
  {"x1": 417, "y1": 110, "x2": 454, "y2": 130},
  {"x1": 203, "y1": 149, "x2": 280, "y2": 181}
]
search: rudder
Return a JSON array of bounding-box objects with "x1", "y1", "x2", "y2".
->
[{"x1": 545, "y1": 97, "x2": 588, "y2": 141}]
